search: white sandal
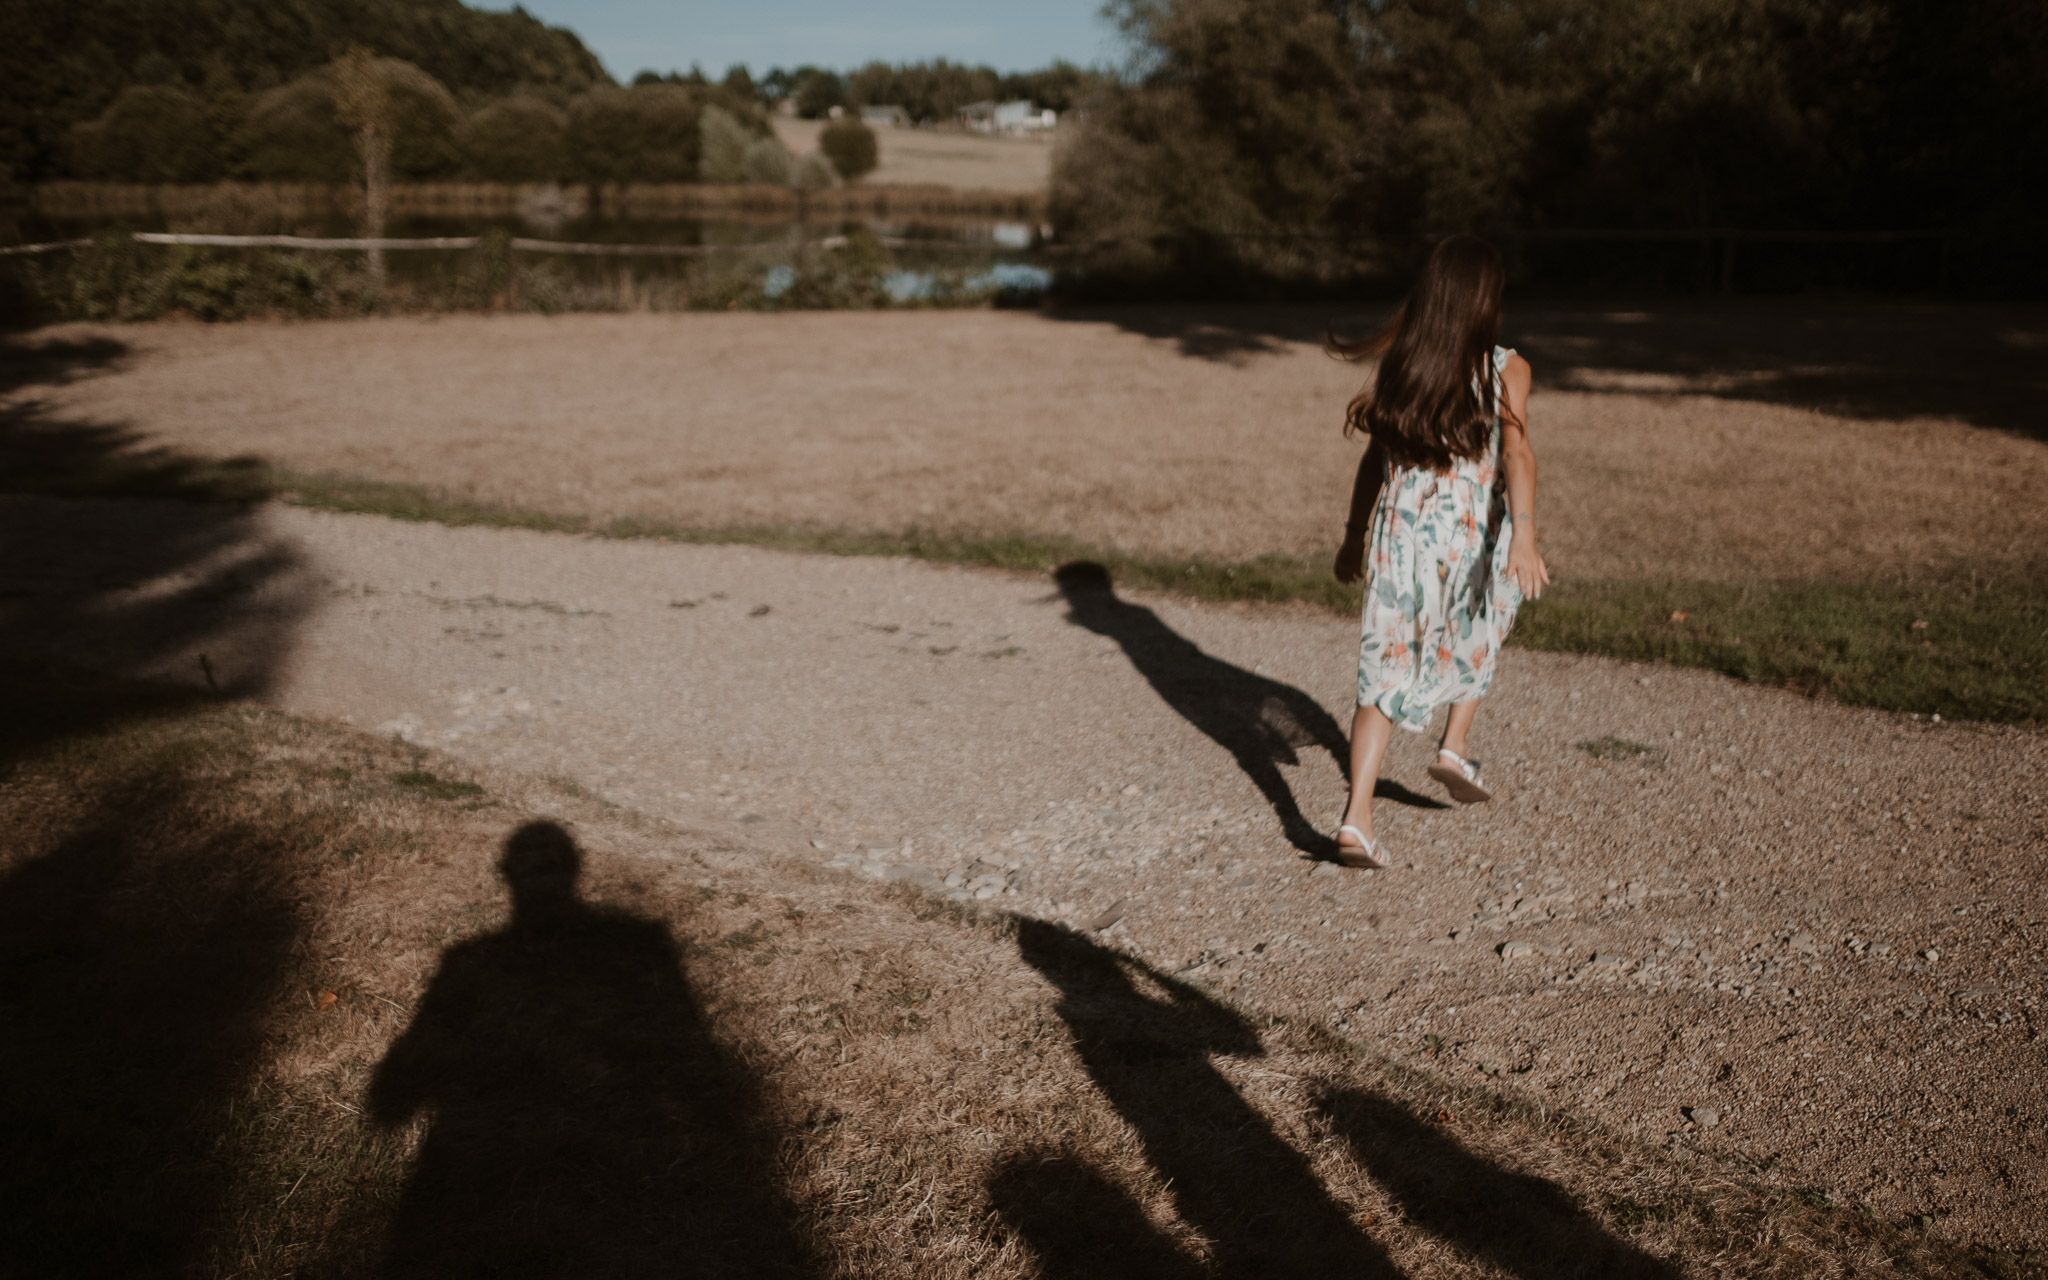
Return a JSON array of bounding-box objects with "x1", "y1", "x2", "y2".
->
[
  {"x1": 1334, "y1": 825, "x2": 1391, "y2": 869},
  {"x1": 1427, "y1": 749, "x2": 1493, "y2": 804}
]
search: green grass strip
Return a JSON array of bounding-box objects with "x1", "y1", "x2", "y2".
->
[
  {"x1": 5, "y1": 461, "x2": 2041, "y2": 724},
  {"x1": 1515, "y1": 578, "x2": 2045, "y2": 724}
]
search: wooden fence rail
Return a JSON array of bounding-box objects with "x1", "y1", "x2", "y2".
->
[{"x1": 2, "y1": 231, "x2": 1005, "y2": 257}]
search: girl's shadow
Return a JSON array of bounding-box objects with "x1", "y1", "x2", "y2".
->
[{"x1": 1054, "y1": 562, "x2": 1444, "y2": 859}]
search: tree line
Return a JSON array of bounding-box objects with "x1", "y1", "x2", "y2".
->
[
  {"x1": 1, "y1": 0, "x2": 1096, "y2": 188},
  {"x1": 56, "y1": 61, "x2": 849, "y2": 188},
  {"x1": 1054, "y1": 0, "x2": 2046, "y2": 292},
  {"x1": 1, "y1": 0, "x2": 604, "y2": 183},
  {"x1": 755, "y1": 61, "x2": 1106, "y2": 123}
]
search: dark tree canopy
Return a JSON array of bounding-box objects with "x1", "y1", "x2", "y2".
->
[
  {"x1": 1054, "y1": 0, "x2": 2048, "y2": 291},
  {"x1": 0, "y1": 0, "x2": 607, "y2": 180},
  {"x1": 566, "y1": 84, "x2": 700, "y2": 185},
  {"x1": 238, "y1": 58, "x2": 461, "y2": 183},
  {"x1": 66, "y1": 85, "x2": 222, "y2": 183},
  {"x1": 459, "y1": 96, "x2": 570, "y2": 182}
]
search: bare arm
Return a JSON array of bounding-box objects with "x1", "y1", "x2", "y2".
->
[
  {"x1": 1497, "y1": 353, "x2": 1551, "y2": 599},
  {"x1": 1333, "y1": 435, "x2": 1388, "y2": 584}
]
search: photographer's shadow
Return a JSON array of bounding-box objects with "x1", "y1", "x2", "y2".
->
[
  {"x1": 1055, "y1": 561, "x2": 1442, "y2": 859},
  {"x1": 368, "y1": 822, "x2": 807, "y2": 1279}
]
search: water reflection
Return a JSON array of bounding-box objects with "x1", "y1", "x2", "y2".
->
[{"x1": 25, "y1": 199, "x2": 1053, "y2": 308}]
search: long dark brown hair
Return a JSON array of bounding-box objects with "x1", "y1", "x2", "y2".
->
[{"x1": 1330, "y1": 235, "x2": 1510, "y2": 469}]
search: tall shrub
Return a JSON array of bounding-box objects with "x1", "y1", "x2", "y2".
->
[
  {"x1": 743, "y1": 136, "x2": 795, "y2": 186},
  {"x1": 697, "y1": 105, "x2": 752, "y2": 184},
  {"x1": 819, "y1": 118, "x2": 878, "y2": 182}
]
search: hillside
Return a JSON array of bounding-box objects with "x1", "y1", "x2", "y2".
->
[{"x1": 0, "y1": 0, "x2": 610, "y2": 181}]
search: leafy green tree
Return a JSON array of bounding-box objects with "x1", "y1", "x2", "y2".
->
[
  {"x1": 460, "y1": 96, "x2": 569, "y2": 181},
  {"x1": 240, "y1": 57, "x2": 460, "y2": 183},
  {"x1": 1053, "y1": 0, "x2": 2048, "y2": 289},
  {"x1": 721, "y1": 64, "x2": 759, "y2": 103},
  {"x1": 566, "y1": 84, "x2": 699, "y2": 183},
  {"x1": 1003, "y1": 61, "x2": 1102, "y2": 114},
  {"x1": 793, "y1": 70, "x2": 846, "y2": 120},
  {"x1": 67, "y1": 85, "x2": 222, "y2": 181},
  {"x1": 1053, "y1": 0, "x2": 1370, "y2": 279},
  {"x1": 818, "y1": 118, "x2": 878, "y2": 182},
  {"x1": 241, "y1": 77, "x2": 355, "y2": 181}
]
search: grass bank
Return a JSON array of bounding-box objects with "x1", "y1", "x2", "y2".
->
[
  {"x1": 0, "y1": 667, "x2": 2020, "y2": 1277},
  {"x1": 0, "y1": 445, "x2": 2038, "y2": 724}
]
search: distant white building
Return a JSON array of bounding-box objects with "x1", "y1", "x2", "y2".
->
[
  {"x1": 957, "y1": 99, "x2": 1057, "y2": 135},
  {"x1": 860, "y1": 105, "x2": 910, "y2": 128}
]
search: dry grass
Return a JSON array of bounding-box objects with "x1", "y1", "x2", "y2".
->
[
  {"x1": 15, "y1": 305, "x2": 2043, "y2": 588},
  {"x1": 0, "y1": 668, "x2": 2024, "y2": 1278},
  {"x1": 772, "y1": 119, "x2": 1056, "y2": 192}
]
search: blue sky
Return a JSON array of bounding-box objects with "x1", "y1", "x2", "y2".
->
[{"x1": 494, "y1": 1, "x2": 1120, "y2": 78}]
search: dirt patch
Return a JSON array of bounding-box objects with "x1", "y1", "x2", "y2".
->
[{"x1": 13, "y1": 303, "x2": 2045, "y2": 587}]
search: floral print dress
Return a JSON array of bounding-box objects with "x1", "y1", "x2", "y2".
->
[{"x1": 1357, "y1": 345, "x2": 1523, "y2": 731}]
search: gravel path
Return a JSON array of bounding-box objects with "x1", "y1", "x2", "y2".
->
[{"x1": 6, "y1": 494, "x2": 2045, "y2": 1248}]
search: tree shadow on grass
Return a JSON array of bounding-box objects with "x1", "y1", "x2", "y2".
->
[
  {"x1": 1055, "y1": 561, "x2": 1442, "y2": 860},
  {"x1": 0, "y1": 332, "x2": 295, "y2": 703},
  {"x1": 0, "y1": 675, "x2": 304, "y2": 1276},
  {"x1": 1506, "y1": 301, "x2": 2048, "y2": 442},
  {"x1": 1317, "y1": 1087, "x2": 1678, "y2": 1280},
  {"x1": 0, "y1": 334, "x2": 314, "y2": 1274},
  {"x1": 367, "y1": 821, "x2": 812, "y2": 1279},
  {"x1": 1038, "y1": 304, "x2": 1364, "y2": 365},
  {"x1": 1035, "y1": 300, "x2": 2048, "y2": 440},
  {"x1": 1, "y1": 335, "x2": 270, "y2": 502},
  {"x1": 990, "y1": 918, "x2": 1400, "y2": 1279}
]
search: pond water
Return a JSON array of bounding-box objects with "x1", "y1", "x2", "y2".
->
[{"x1": 20, "y1": 202, "x2": 1057, "y2": 306}]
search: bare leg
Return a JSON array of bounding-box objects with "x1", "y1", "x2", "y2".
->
[
  {"x1": 1339, "y1": 703, "x2": 1395, "y2": 843},
  {"x1": 1440, "y1": 698, "x2": 1480, "y2": 759}
]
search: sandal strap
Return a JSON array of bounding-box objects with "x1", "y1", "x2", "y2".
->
[{"x1": 1438, "y1": 749, "x2": 1482, "y2": 779}]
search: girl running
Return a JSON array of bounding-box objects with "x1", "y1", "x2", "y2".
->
[{"x1": 1328, "y1": 236, "x2": 1549, "y2": 869}]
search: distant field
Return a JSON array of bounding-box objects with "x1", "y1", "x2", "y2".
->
[
  {"x1": 7, "y1": 301, "x2": 2045, "y2": 718},
  {"x1": 773, "y1": 117, "x2": 1055, "y2": 192}
]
